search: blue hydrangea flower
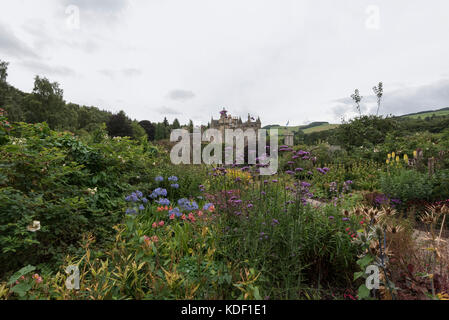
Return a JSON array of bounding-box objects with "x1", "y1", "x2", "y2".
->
[
  {"x1": 151, "y1": 188, "x2": 167, "y2": 198},
  {"x1": 155, "y1": 176, "x2": 164, "y2": 182},
  {"x1": 168, "y1": 176, "x2": 178, "y2": 182},
  {"x1": 158, "y1": 198, "x2": 170, "y2": 206},
  {"x1": 169, "y1": 207, "x2": 182, "y2": 217},
  {"x1": 126, "y1": 208, "x2": 137, "y2": 215},
  {"x1": 170, "y1": 183, "x2": 179, "y2": 189},
  {"x1": 178, "y1": 198, "x2": 198, "y2": 211}
]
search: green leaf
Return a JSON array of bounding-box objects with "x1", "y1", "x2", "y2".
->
[
  {"x1": 10, "y1": 282, "x2": 32, "y2": 297},
  {"x1": 357, "y1": 255, "x2": 374, "y2": 269},
  {"x1": 8, "y1": 265, "x2": 36, "y2": 285},
  {"x1": 357, "y1": 284, "x2": 371, "y2": 300},
  {"x1": 354, "y1": 271, "x2": 365, "y2": 281}
]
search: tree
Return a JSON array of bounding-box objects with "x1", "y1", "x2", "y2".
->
[
  {"x1": 139, "y1": 120, "x2": 156, "y2": 141},
  {"x1": 373, "y1": 82, "x2": 383, "y2": 116},
  {"x1": 106, "y1": 110, "x2": 133, "y2": 138},
  {"x1": 172, "y1": 118, "x2": 180, "y2": 129},
  {"x1": 0, "y1": 60, "x2": 9, "y2": 107},
  {"x1": 154, "y1": 122, "x2": 166, "y2": 140},
  {"x1": 131, "y1": 121, "x2": 147, "y2": 141},
  {"x1": 351, "y1": 89, "x2": 363, "y2": 117},
  {"x1": 24, "y1": 76, "x2": 68, "y2": 129},
  {"x1": 336, "y1": 115, "x2": 398, "y2": 150},
  {"x1": 188, "y1": 119, "x2": 194, "y2": 133},
  {"x1": 0, "y1": 60, "x2": 8, "y2": 83}
]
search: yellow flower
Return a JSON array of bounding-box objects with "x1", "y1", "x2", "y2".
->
[
  {"x1": 392, "y1": 152, "x2": 396, "y2": 158},
  {"x1": 387, "y1": 153, "x2": 391, "y2": 159},
  {"x1": 396, "y1": 156, "x2": 400, "y2": 162},
  {"x1": 404, "y1": 154, "x2": 409, "y2": 163},
  {"x1": 386, "y1": 159, "x2": 390, "y2": 164}
]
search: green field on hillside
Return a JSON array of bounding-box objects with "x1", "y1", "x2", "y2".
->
[
  {"x1": 302, "y1": 123, "x2": 340, "y2": 133},
  {"x1": 401, "y1": 108, "x2": 449, "y2": 119},
  {"x1": 265, "y1": 123, "x2": 339, "y2": 135}
]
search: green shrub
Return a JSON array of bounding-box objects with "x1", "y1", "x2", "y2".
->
[{"x1": 380, "y1": 168, "x2": 433, "y2": 204}]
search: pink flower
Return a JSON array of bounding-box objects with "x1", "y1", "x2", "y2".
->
[
  {"x1": 158, "y1": 220, "x2": 165, "y2": 227},
  {"x1": 152, "y1": 222, "x2": 157, "y2": 228},
  {"x1": 197, "y1": 211, "x2": 203, "y2": 217},
  {"x1": 169, "y1": 214, "x2": 175, "y2": 220},
  {"x1": 151, "y1": 235, "x2": 159, "y2": 243},
  {"x1": 181, "y1": 214, "x2": 187, "y2": 220}
]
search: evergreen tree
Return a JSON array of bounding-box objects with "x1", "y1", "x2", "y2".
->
[
  {"x1": 172, "y1": 118, "x2": 180, "y2": 129},
  {"x1": 106, "y1": 110, "x2": 134, "y2": 138},
  {"x1": 139, "y1": 120, "x2": 156, "y2": 141}
]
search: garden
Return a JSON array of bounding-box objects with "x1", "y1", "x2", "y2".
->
[{"x1": 1, "y1": 107, "x2": 449, "y2": 300}]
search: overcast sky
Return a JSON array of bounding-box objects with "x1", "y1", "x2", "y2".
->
[{"x1": 1, "y1": 0, "x2": 449, "y2": 126}]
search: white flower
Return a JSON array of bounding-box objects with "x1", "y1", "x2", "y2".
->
[
  {"x1": 27, "y1": 221, "x2": 41, "y2": 232},
  {"x1": 87, "y1": 187, "x2": 98, "y2": 195}
]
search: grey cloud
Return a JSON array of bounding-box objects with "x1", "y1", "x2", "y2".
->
[
  {"x1": 61, "y1": 0, "x2": 128, "y2": 14},
  {"x1": 155, "y1": 106, "x2": 182, "y2": 115},
  {"x1": 381, "y1": 80, "x2": 449, "y2": 115},
  {"x1": 167, "y1": 89, "x2": 196, "y2": 101},
  {"x1": 98, "y1": 69, "x2": 115, "y2": 78},
  {"x1": 0, "y1": 23, "x2": 38, "y2": 59},
  {"x1": 333, "y1": 80, "x2": 449, "y2": 118},
  {"x1": 20, "y1": 60, "x2": 76, "y2": 77},
  {"x1": 122, "y1": 68, "x2": 142, "y2": 77},
  {"x1": 99, "y1": 68, "x2": 142, "y2": 78}
]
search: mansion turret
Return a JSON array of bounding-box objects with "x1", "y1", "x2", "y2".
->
[{"x1": 209, "y1": 108, "x2": 261, "y2": 135}]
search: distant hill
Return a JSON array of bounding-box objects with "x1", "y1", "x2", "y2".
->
[
  {"x1": 399, "y1": 107, "x2": 449, "y2": 119},
  {"x1": 263, "y1": 121, "x2": 339, "y2": 135}
]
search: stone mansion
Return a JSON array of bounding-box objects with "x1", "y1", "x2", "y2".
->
[{"x1": 209, "y1": 108, "x2": 261, "y2": 135}]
